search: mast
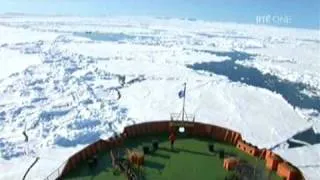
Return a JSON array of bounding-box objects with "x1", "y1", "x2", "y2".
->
[{"x1": 181, "y1": 82, "x2": 186, "y2": 122}]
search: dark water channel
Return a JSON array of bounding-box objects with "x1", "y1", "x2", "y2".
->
[{"x1": 186, "y1": 49, "x2": 320, "y2": 147}]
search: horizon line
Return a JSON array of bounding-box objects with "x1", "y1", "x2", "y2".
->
[{"x1": 1, "y1": 12, "x2": 319, "y2": 31}]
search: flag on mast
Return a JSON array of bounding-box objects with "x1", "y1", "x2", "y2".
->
[
  {"x1": 178, "y1": 90, "x2": 185, "y2": 98},
  {"x1": 178, "y1": 83, "x2": 186, "y2": 98}
]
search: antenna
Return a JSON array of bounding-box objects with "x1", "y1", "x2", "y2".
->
[{"x1": 181, "y1": 82, "x2": 186, "y2": 122}]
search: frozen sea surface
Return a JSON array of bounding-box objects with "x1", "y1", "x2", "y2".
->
[{"x1": 0, "y1": 16, "x2": 319, "y2": 180}]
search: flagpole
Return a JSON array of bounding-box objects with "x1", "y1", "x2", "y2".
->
[{"x1": 182, "y1": 82, "x2": 186, "y2": 122}]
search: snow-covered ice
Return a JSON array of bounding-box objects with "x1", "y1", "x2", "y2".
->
[
  {"x1": 0, "y1": 15, "x2": 319, "y2": 180},
  {"x1": 275, "y1": 144, "x2": 320, "y2": 180},
  {"x1": 0, "y1": 49, "x2": 41, "y2": 80}
]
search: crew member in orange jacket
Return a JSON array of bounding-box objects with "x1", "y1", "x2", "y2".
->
[{"x1": 169, "y1": 132, "x2": 176, "y2": 150}]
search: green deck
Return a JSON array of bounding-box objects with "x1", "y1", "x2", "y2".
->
[{"x1": 64, "y1": 134, "x2": 282, "y2": 180}]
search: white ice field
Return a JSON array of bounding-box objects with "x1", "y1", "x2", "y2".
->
[{"x1": 0, "y1": 16, "x2": 319, "y2": 180}]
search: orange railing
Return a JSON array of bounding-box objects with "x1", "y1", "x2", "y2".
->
[{"x1": 44, "y1": 120, "x2": 304, "y2": 180}]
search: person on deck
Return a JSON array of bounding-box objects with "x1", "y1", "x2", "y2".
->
[{"x1": 169, "y1": 132, "x2": 176, "y2": 150}]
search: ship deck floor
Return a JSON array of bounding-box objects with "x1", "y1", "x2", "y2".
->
[{"x1": 64, "y1": 133, "x2": 281, "y2": 180}]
